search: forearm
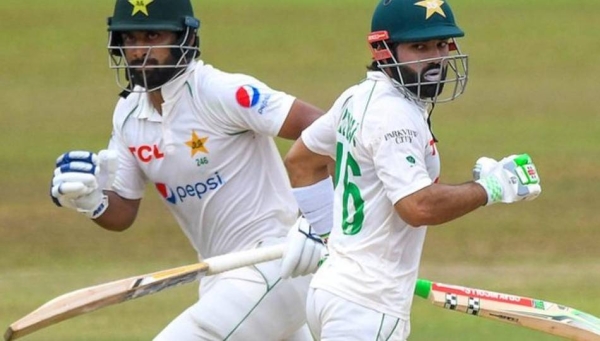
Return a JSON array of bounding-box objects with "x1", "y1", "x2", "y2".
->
[
  {"x1": 394, "y1": 154, "x2": 541, "y2": 227},
  {"x1": 395, "y1": 182, "x2": 487, "y2": 226},
  {"x1": 288, "y1": 161, "x2": 331, "y2": 188},
  {"x1": 92, "y1": 191, "x2": 140, "y2": 231}
]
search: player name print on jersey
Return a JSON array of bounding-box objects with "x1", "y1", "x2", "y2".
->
[{"x1": 337, "y1": 108, "x2": 359, "y2": 146}]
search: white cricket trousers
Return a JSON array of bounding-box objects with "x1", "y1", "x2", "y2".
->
[
  {"x1": 154, "y1": 240, "x2": 312, "y2": 341},
  {"x1": 306, "y1": 288, "x2": 410, "y2": 341}
]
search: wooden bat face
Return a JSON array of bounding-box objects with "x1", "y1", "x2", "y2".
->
[
  {"x1": 416, "y1": 279, "x2": 600, "y2": 341},
  {"x1": 4, "y1": 262, "x2": 211, "y2": 341},
  {"x1": 5, "y1": 244, "x2": 285, "y2": 341}
]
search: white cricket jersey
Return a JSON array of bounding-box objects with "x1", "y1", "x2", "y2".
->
[
  {"x1": 107, "y1": 60, "x2": 298, "y2": 259},
  {"x1": 302, "y1": 71, "x2": 440, "y2": 319}
]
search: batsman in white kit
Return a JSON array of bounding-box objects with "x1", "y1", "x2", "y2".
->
[
  {"x1": 283, "y1": 0, "x2": 543, "y2": 340},
  {"x1": 49, "y1": 0, "x2": 325, "y2": 340}
]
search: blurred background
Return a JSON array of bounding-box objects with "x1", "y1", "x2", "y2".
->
[{"x1": 1, "y1": 0, "x2": 599, "y2": 340}]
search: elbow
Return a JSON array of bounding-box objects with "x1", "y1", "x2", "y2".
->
[
  {"x1": 92, "y1": 207, "x2": 137, "y2": 232},
  {"x1": 95, "y1": 193, "x2": 140, "y2": 232},
  {"x1": 283, "y1": 152, "x2": 296, "y2": 171},
  {"x1": 284, "y1": 153, "x2": 309, "y2": 188},
  {"x1": 402, "y1": 211, "x2": 431, "y2": 228},
  {"x1": 283, "y1": 152, "x2": 301, "y2": 177},
  {"x1": 95, "y1": 219, "x2": 134, "y2": 232}
]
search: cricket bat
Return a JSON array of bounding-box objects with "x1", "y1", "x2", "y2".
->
[
  {"x1": 4, "y1": 243, "x2": 286, "y2": 341},
  {"x1": 415, "y1": 278, "x2": 600, "y2": 341}
]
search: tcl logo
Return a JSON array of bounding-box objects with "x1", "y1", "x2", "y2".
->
[{"x1": 129, "y1": 144, "x2": 164, "y2": 163}]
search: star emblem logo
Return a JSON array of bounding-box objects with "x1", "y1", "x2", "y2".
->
[
  {"x1": 414, "y1": 0, "x2": 446, "y2": 19},
  {"x1": 129, "y1": 0, "x2": 154, "y2": 16},
  {"x1": 185, "y1": 131, "x2": 209, "y2": 157}
]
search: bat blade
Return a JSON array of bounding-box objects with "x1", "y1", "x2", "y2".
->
[
  {"x1": 415, "y1": 279, "x2": 600, "y2": 341},
  {"x1": 5, "y1": 244, "x2": 285, "y2": 340}
]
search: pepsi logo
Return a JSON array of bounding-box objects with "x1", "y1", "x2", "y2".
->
[
  {"x1": 236, "y1": 85, "x2": 260, "y2": 108},
  {"x1": 155, "y1": 183, "x2": 177, "y2": 204}
]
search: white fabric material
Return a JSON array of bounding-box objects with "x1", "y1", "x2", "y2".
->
[
  {"x1": 306, "y1": 288, "x2": 410, "y2": 341},
  {"x1": 108, "y1": 60, "x2": 298, "y2": 259},
  {"x1": 154, "y1": 240, "x2": 312, "y2": 341},
  {"x1": 301, "y1": 71, "x2": 439, "y2": 319},
  {"x1": 280, "y1": 217, "x2": 325, "y2": 279},
  {"x1": 107, "y1": 60, "x2": 309, "y2": 339},
  {"x1": 291, "y1": 176, "x2": 334, "y2": 236}
]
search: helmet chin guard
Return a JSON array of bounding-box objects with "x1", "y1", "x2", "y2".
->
[
  {"x1": 368, "y1": 30, "x2": 468, "y2": 104},
  {"x1": 107, "y1": 27, "x2": 199, "y2": 93}
]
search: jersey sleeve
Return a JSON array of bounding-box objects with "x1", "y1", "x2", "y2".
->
[
  {"x1": 108, "y1": 101, "x2": 147, "y2": 200},
  {"x1": 369, "y1": 111, "x2": 433, "y2": 205},
  {"x1": 302, "y1": 88, "x2": 355, "y2": 158},
  {"x1": 301, "y1": 112, "x2": 337, "y2": 158},
  {"x1": 199, "y1": 70, "x2": 295, "y2": 136}
]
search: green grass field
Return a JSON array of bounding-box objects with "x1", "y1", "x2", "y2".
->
[{"x1": 1, "y1": 0, "x2": 600, "y2": 340}]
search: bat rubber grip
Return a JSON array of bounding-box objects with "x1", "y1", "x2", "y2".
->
[
  {"x1": 205, "y1": 244, "x2": 286, "y2": 275},
  {"x1": 414, "y1": 279, "x2": 432, "y2": 299}
]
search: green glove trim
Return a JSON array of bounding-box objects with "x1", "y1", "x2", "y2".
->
[
  {"x1": 513, "y1": 153, "x2": 532, "y2": 166},
  {"x1": 414, "y1": 279, "x2": 432, "y2": 299},
  {"x1": 477, "y1": 177, "x2": 503, "y2": 204}
]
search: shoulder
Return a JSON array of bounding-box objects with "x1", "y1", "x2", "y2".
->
[
  {"x1": 327, "y1": 83, "x2": 360, "y2": 118},
  {"x1": 191, "y1": 62, "x2": 272, "y2": 101},
  {"x1": 363, "y1": 79, "x2": 423, "y2": 125},
  {"x1": 190, "y1": 61, "x2": 294, "y2": 119},
  {"x1": 362, "y1": 96, "x2": 427, "y2": 146}
]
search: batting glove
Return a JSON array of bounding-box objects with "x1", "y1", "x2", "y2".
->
[
  {"x1": 472, "y1": 156, "x2": 498, "y2": 181},
  {"x1": 475, "y1": 153, "x2": 541, "y2": 205},
  {"x1": 50, "y1": 150, "x2": 118, "y2": 219},
  {"x1": 280, "y1": 217, "x2": 326, "y2": 279}
]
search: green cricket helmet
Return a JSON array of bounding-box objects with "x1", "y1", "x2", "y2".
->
[
  {"x1": 368, "y1": 0, "x2": 468, "y2": 104},
  {"x1": 107, "y1": 0, "x2": 200, "y2": 92}
]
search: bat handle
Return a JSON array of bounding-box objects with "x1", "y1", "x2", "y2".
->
[
  {"x1": 205, "y1": 243, "x2": 286, "y2": 275},
  {"x1": 414, "y1": 279, "x2": 433, "y2": 299}
]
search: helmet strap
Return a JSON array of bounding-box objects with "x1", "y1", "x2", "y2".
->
[{"x1": 427, "y1": 103, "x2": 438, "y2": 142}]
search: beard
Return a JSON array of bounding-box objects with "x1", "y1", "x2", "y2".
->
[
  {"x1": 398, "y1": 63, "x2": 448, "y2": 99},
  {"x1": 128, "y1": 54, "x2": 185, "y2": 90}
]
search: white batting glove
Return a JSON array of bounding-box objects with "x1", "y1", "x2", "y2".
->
[
  {"x1": 472, "y1": 156, "x2": 498, "y2": 181},
  {"x1": 475, "y1": 154, "x2": 541, "y2": 205},
  {"x1": 280, "y1": 217, "x2": 326, "y2": 279},
  {"x1": 50, "y1": 150, "x2": 118, "y2": 219}
]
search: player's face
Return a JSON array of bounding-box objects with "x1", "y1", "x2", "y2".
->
[
  {"x1": 120, "y1": 30, "x2": 181, "y2": 90},
  {"x1": 395, "y1": 39, "x2": 450, "y2": 98}
]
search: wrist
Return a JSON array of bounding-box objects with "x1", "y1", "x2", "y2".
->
[
  {"x1": 475, "y1": 177, "x2": 502, "y2": 206},
  {"x1": 292, "y1": 177, "x2": 334, "y2": 236},
  {"x1": 78, "y1": 192, "x2": 109, "y2": 219}
]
